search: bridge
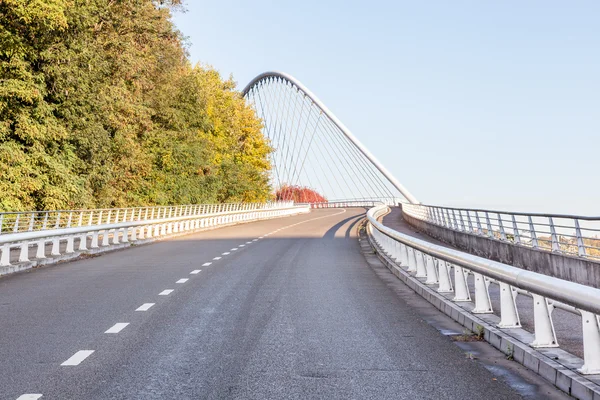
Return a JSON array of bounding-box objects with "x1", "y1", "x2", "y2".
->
[{"x1": 0, "y1": 72, "x2": 598, "y2": 400}]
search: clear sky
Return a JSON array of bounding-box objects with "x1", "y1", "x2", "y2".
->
[{"x1": 172, "y1": 1, "x2": 600, "y2": 215}]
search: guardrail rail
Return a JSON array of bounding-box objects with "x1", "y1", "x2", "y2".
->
[
  {"x1": 0, "y1": 202, "x2": 308, "y2": 269},
  {"x1": 367, "y1": 204, "x2": 600, "y2": 376},
  {"x1": 403, "y1": 203, "x2": 600, "y2": 260}
]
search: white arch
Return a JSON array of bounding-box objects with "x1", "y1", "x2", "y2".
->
[{"x1": 242, "y1": 71, "x2": 419, "y2": 204}]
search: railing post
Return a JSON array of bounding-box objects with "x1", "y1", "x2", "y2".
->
[
  {"x1": 415, "y1": 250, "x2": 427, "y2": 278},
  {"x1": 0, "y1": 244, "x2": 10, "y2": 266},
  {"x1": 66, "y1": 212, "x2": 73, "y2": 228},
  {"x1": 453, "y1": 267, "x2": 471, "y2": 302},
  {"x1": 451, "y1": 209, "x2": 459, "y2": 230},
  {"x1": 424, "y1": 254, "x2": 438, "y2": 285},
  {"x1": 511, "y1": 215, "x2": 521, "y2": 244},
  {"x1": 485, "y1": 212, "x2": 493, "y2": 238},
  {"x1": 530, "y1": 294, "x2": 558, "y2": 347},
  {"x1": 528, "y1": 216, "x2": 538, "y2": 248},
  {"x1": 406, "y1": 247, "x2": 417, "y2": 273},
  {"x1": 437, "y1": 261, "x2": 453, "y2": 293},
  {"x1": 575, "y1": 220, "x2": 587, "y2": 257},
  {"x1": 578, "y1": 311, "x2": 600, "y2": 374},
  {"x1": 475, "y1": 212, "x2": 483, "y2": 235},
  {"x1": 497, "y1": 283, "x2": 521, "y2": 328},
  {"x1": 497, "y1": 215, "x2": 507, "y2": 240},
  {"x1": 13, "y1": 213, "x2": 20, "y2": 233},
  {"x1": 549, "y1": 217, "x2": 560, "y2": 252},
  {"x1": 458, "y1": 210, "x2": 466, "y2": 231},
  {"x1": 29, "y1": 213, "x2": 35, "y2": 231},
  {"x1": 472, "y1": 273, "x2": 493, "y2": 313},
  {"x1": 466, "y1": 211, "x2": 473, "y2": 233}
]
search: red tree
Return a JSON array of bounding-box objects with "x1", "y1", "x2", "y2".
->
[{"x1": 275, "y1": 185, "x2": 326, "y2": 203}]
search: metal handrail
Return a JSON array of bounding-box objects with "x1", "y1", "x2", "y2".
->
[
  {"x1": 0, "y1": 202, "x2": 307, "y2": 268},
  {"x1": 402, "y1": 203, "x2": 600, "y2": 259},
  {"x1": 367, "y1": 204, "x2": 600, "y2": 375},
  {"x1": 0, "y1": 202, "x2": 293, "y2": 235}
]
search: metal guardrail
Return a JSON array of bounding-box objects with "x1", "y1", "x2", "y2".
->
[
  {"x1": 367, "y1": 204, "x2": 600, "y2": 375},
  {"x1": 0, "y1": 202, "x2": 292, "y2": 235},
  {"x1": 402, "y1": 203, "x2": 600, "y2": 260},
  {"x1": 0, "y1": 202, "x2": 307, "y2": 268},
  {"x1": 307, "y1": 198, "x2": 400, "y2": 208}
]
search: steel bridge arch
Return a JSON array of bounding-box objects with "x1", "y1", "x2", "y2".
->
[{"x1": 242, "y1": 71, "x2": 419, "y2": 204}]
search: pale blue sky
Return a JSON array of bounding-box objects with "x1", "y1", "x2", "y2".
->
[{"x1": 173, "y1": 1, "x2": 599, "y2": 215}]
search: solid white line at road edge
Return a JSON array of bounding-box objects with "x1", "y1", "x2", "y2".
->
[
  {"x1": 136, "y1": 303, "x2": 155, "y2": 311},
  {"x1": 61, "y1": 350, "x2": 94, "y2": 366},
  {"x1": 159, "y1": 289, "x2": 174, "y2": 296},
  {"x1": 16, "y1": 395, "x2": 42, "y2": 400},
  {"x1": 105, "y1": 323, "x2": 129, "y2": 334}
]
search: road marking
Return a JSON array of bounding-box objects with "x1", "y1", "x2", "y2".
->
[
  {"x1": 159, "y1": 289, "x2": 174, "y2": 296},
  {"x1": 222, "y1": 252, "x2": 230, "y2": 255},
  {"x1": 202, "y1": 262, "x2": 212, "y2": 266},
  {"x1": 136, "y1": 303, "x2": 155, "y2": 311},
  {"x1": 190, "y1": 270, "x2": 201, "y2": 274},
  {"x1": 16, "y1": 395, "x2": 43, "y2": 400},
  {"x1": 105, "y1": 323, "x2": 129, "y2": 334},
  {"x1": 259, "y1": 236, "x2": 263, "y2": 239},
  {"x1": 176, "y1": 278, "x2": 188, "y2": 283},
  {"x1": 246, "y1": 241, "x2": 252, "y2": 244},
  {"x1": 213, "y1": 256, "x2": 221, "y2": 260},
  {"x1": 61, "y1": 350, "x2": 94, "y2": 366},
  {"x1": 239, "y1": 244, "x2": 245, "y2": 247},
  {"x1": 231, "y1": 248, "x2": 238, "y2": 251},
  {"x1": 252, "y1": 239, "x2": 258, "y2": 242}
]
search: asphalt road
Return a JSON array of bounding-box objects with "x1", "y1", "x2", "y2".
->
[{"x1": 0, "y1": 208, "x2": 549, "y2": 399}]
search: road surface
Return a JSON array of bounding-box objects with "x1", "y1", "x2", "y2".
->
[{"x1": 0, "y1": 208, "x2": 562, "y2": 399}]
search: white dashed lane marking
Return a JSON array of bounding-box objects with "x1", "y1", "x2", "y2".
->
[
  {"x1": 246, "y1": 241, "x2": 252, "y2": 244},
  {"x1": 190, "y1": 270, "x2": 201, "y2": 274},
  {"x1": 105, "y1": 323, "x2": 129, "y2": 334},
  {"x1": 252, "y1": 239, "x2": 258, "y2": 242},
  {"x1": 202, "y1": 262, "x2": 212, "y2": 266},
  {"x1": 213, "y1": 257, "x2": 221, "y2": 260},
  {"x1": 61, "y1": 350, "x2": 94, "y2": 366},
  {"x1": 222, "y1": 252, "x2": 230, "y2": 255},
  {"x1": 231, "y1": 248, "x2": 238, "y2": 251},
  {"x1": 176, "y1": 278, "x2": 188, "y2": 284},
  {"x1": 136, "y1": 303, "x2": 155, "y2": 311},
  {"x1": 16, "y1": 395, "x2": 42, "y2": 400},
  {"x1": 159, "y1": 290, "x2": 174, "y2": 296},
  {"x1": 239, "y1": 244, "x2": 245, "y2": 247}
]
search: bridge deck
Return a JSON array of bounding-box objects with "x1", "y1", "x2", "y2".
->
[
  {"x1": 0, "y1": 208, "x2": 564, "y2": 399},
  {"x1": 383, "y1": 207, "x2": 584, "y2": 360}
]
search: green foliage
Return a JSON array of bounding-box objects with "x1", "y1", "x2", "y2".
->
[{"x1": 0, "y1": 0, "x2": 271, "y2": 211}]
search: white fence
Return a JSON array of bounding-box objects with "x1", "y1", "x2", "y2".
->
[
  {"x1": 0, "y1": 202, "x2": 308, "y2": 268},
  {"x1": 403, "y1": 203, "x2": 600, "y2": 260},
  {"x1": 367, "y1": 205, "x2": 600, "y2": 375}
]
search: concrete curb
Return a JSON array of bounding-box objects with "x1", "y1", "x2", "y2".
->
[
  {"x1": 360, "y1": 218, "x2": 600, "y2": 400},
  {"x1": 0, "y1": 213, "x2": 302, "y2": 279}
]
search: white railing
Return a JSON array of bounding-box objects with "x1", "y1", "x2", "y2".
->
[
  {"x1": 0, "y1": 202, "x2": 293, "y2": 235},
  {"x1": 367, "y1": 205, "x2": 600, "y2": 375},
  {"x1": 0, "y1": 202, "x2": 308, "y2": 268},
  {"x1": 403, "y1": 203, "x2": 600, "y2": 260},
  {"x1": 308, "y1": 198, "x2": 400, "y2": 208}
]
